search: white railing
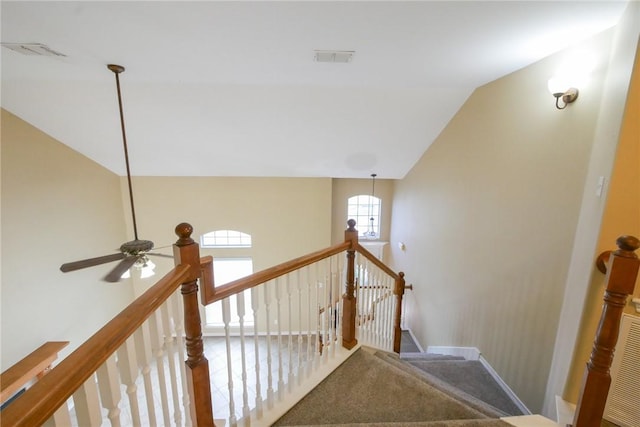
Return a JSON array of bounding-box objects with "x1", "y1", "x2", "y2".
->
[
  {"x1": 354, "y1": 252, "x2": 398, "y2": 352},
  {"x1": 50, "y1": 290, "x2": 191, "y2": 427},
  {"x1": 3, "y1": 222, "x2": 406, "y2": 427},
  {"x1": 208, "y1": 253, "x2": 352, "y2": 427}
]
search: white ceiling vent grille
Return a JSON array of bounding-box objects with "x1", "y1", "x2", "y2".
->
[
  {"x1": 314, "y1": 50, "x2": 354, "y2": 63},
  {"x1": 1, "y1": 43, "x2": 66, "y2": 57}
]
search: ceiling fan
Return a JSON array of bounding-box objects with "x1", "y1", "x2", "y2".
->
[{"x1": 60, "y1": 64, "x2": 172, "y2": 282}]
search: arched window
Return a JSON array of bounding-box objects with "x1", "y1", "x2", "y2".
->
[
  {"x1": 200, "y1": 229, "x2": 252, "y2": 248},
  {"x1": 347, "y1": 195, "x2": 381, "y2": 239}
]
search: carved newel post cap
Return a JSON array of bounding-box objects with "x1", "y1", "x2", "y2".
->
[
  {"x1": 616, "y1": 235, "x2": 640, "y2": 254},
  {"x1": 347, "y1": 219, "x2": 357, "y2": 231},
  {"x1": 175, "y1": 222, "x2": 194, "y2": 245}
]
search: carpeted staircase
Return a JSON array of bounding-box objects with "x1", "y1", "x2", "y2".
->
[{"x1": 273, "y1": 347, "x2": 524, "y2": 427}]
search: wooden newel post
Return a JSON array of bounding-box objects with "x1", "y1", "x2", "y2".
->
[
  {"x1": 573, "y1": 235, "x2": 640, "y2": 427},
  {"x1": 173, "y1": 223, "x2": 215, "y2": 426},
  {"x1": 393, "y1": 272, "x2": 406, "y2": 353},
  {"x1": 342, "y1": 219, "x2": 358, "y2": 350}
]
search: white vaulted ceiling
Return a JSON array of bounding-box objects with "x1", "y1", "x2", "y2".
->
[{"x1": 1, "y1": 1, "x2": 629, "y2": 178}]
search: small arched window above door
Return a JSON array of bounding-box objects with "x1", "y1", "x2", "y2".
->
[{"x1": 200, "y1": 230, "x2": 252, "y2": 248}]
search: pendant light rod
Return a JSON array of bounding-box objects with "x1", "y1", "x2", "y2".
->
[{"x1": 108, "y1": 64, "x2": 139, "y2": 241}]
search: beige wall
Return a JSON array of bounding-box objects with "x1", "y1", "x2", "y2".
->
[
  {"x1": 1, "y1": 109, "x2": 133, "y2": 369},
  {"x1": 563, "y1": 39, "x2": 640, "y2": 404},
  {"x1": 387, "y1": 25, "x2": 627, "y2": 412},
  {"x1": 117, "y1": 176, "x2": 333, "y2": 296}
]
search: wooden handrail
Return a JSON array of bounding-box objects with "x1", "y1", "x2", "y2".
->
[
  {"x1": 573, "y1": 235, "x2": 640, "y2": 427},
  {"x1": 1, "y1": 341, "x2": 69, "y2": 404},
  {"x1": 0, "y1": 265, "x2": 191, "y2": 427},
  {"x1": 355, "y1": 242, "x2": 400, "y2": 279},
  {"x1": 203, "y1": 241, "x2": 351, "y2": 304}
]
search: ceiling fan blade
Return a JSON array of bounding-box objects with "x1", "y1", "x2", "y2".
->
[
  {"x1": 147, "y1": 253, "x2": 174, "y2": 259},
  {"x1": 103, "y1": 256, "x2": 139, "y2": 282},
  {"x1": 60, "y1": 253, "x2": 125, "y2": 273}
]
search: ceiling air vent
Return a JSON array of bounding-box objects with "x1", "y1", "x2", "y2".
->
[
  {"x1": 1, "y1": 43, "x2": 66, "y2": 57},
  {"x1": 314, "y1": 50, "x2": 354, "y2": 63}
]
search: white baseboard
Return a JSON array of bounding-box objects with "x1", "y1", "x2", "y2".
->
[
  {"x1": 405, "y1": 329, "x2": 425, "y2": 353},
  {"x1": 555, "y1": 395, "x2": 575, "y2": 426},
  {"x1": 425, "y1": 345, "x2": 481, "y2": 360},
  {"x1": 423, "y1": 345, "x2": 531, "y2": 415},
  {"x1": 479, "y1": 355, "x2": 531, "y2": 415}
]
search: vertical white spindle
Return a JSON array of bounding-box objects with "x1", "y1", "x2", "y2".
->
[
  {"x1": 133, "y1": 322, "x2": 157, "y2": 427},
  {"x1": 251, "y1": 286, "x2": 264, "y2": 419},
  {"x1": 222, "y1": 297, "x2": 237, "y2": 427},
  {"x1": 72, "y1": 375, "x2": 102, "y2": 427},
  {"x1": 297, "y1": 269, "x2": 304, "y2": 385},
  {"x1": 43, "y1": 402, "x2": 73, "y2": 427},
  {"x1": 149, "y1": 311, "x2": 172, "y2": 426},
  {"x1": 236, "y1": 291, "x2": 251, "y2": 424},
  {"x1": 275, "y1": 277, "x2": 285, "y2": 401},
  {"x1": 286, "y1": 274, "x2": 294, "y2": 392},
  {"x1": 96, "y1": 355, "x2": 123, "y2": 427},
  {"x1": 116, "y1": 337, "x2": 142, "y2": 426},
  {"x1": 264, "y1": 280, "x2": 274, "y2": 409},
  {"x1": 160, "y1": 302, "x2": 182, "y2": 426},
  {"x1": 306, "y1": 265, "x2": 314, "y2": 378},
  {"x1": 170, "y1": 290, "x2": 192, "y2": 426},
  {"x1": 314, "y1": 262, "x2": 322, "y2": 370}
]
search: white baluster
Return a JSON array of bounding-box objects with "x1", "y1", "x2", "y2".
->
[
  {"x1": 264, "y1": 280, "x2": 274, "y2": 409},
  {"x1": 96, "y1": 355, "x2": 123, "y2": 427},
  {"x1": 314, "y1": 262, "x2": 322, "y2": 370},
  {"x1": 170, "y1": 290, "x2": 192, "y2": 426},
  {"x1": 322, "y1": 258, "x2": 330, "y2": 364},
  {"x1": 133, "y1": 322, "x2": 157, "y2": 426},
  {"x1": 286, "y1": 274, "x2": 294, "y2": 393},
  {"x1": 251, "y1": 286, "x2": 264, "y2": 419},
  {"x1": 72, "y1": 374, "x2": 102, "y2": 427},
  {"x1": 305, "y1": 265, "x2": 314, "y2": 378},
  {"x1": 43, "y1": 402, "x2": 72, "y2": 427},
  {"x1": 236, "y1": 291, "x2": 251, "y2": 424},
  {"x1": 275, "y1": 277, "x2": 285, "y2": 401},
  {"x1": 149, "y1": 311, "x2": 172, "y2": 426},
  {"x1": 222, "y1": 297, "x2": 237, "y2": 427},
  {"x1": 117, "y1": 337, "x2": 142, "y2": 426},
  {"x1": 297, "y1": 269, "x2": 304, "y2": 386},
  {"x1": 160, "y1": 302, "x2": 182, "y2": 426}
]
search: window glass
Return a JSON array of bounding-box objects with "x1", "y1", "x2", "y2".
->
[{"x1": 347, "y1": 195, "x2": 381, "y2": 239}]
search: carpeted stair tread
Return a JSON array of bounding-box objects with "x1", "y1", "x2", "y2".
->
[
  {"x1": 374, "y1": 352, "x2": 507, "y2": 418},
  {"x1": 273, "y1": 349, "x2": 492, "y2": 426},
  {"x1": 403, "y1": 360, "x2": 523, "y2": 416},
  {"x1": 286, "y1": 419, "x2": 511, "y2": 427}
]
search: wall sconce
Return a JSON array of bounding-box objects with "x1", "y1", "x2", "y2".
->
[{"x1": 548, "y1": 77, "x2": 579, "y2": 110}]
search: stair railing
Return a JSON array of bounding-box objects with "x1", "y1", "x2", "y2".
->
[
  {"x1": 1, "y1": 220, "x2": 406, "y2": 427},
  {"x1": 573, "y1": 235, "x2": 639, "y2": 427},
  {"x1": 0, "y1": 223, "x2": 212, "y2": 427},
  {"x1": 199, "y1": 219, "x2": 406, "y2": 426}
]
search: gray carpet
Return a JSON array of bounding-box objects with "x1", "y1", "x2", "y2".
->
[
  {"x1": 402, "y1": 360, "x2": 523, "y2": 416},
  {"x1": 274, "y1": 349, "x2": 496, "y2": 426},
  {"x1": 285, "y1": 421, "x2": 511, "y2": 427}
]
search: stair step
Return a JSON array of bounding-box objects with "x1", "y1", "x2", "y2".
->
[
  {"x1": 402, "y1": 360, "x2": 523, "y2": 416},
  {"x1": 287, "y1": 419, "x2": 511, "y2": 427}
]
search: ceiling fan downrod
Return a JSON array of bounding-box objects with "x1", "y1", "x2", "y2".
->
[{"x1": 108, "y1": 64, "x2": 140, "y2": 243}]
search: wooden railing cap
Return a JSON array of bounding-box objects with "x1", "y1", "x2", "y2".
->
[
  {"x1": 615, "y1": 235, "x2": 640, "y2": 255},
  {"x1": 347, "y1": 219, "x2": 356, "y2": 232},
  {"x1": 175, "y1": 222, "x2": 194, "y2": 245}
]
